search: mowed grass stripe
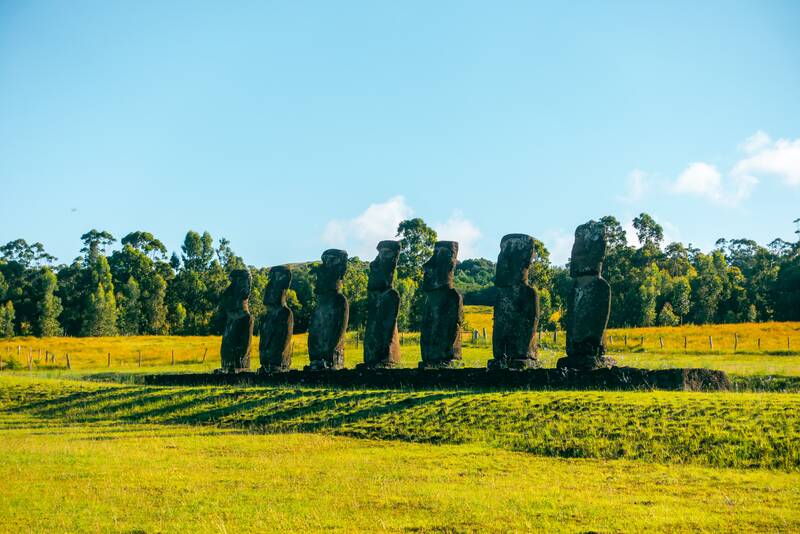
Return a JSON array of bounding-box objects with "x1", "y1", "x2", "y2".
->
[
  {"x1": 1, "y1": 417, "x2": 799, "y2": 533},
  {"x1": 2, "y1": 376, "x2": 799, "y2": 470}
]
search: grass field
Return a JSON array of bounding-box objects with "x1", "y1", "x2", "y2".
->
[
  {"x1": 3, "y1": 416, "x2": 798, "y2": 532},
  {"x1": 2, "y1": 310, "x2": 800, "y2": 531},
  {"x1": 1, "y1": 375, "x2": 800, "y2": 532}
]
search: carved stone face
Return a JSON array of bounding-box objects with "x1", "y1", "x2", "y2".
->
[
  {"x1": 229, "y1": 269, "x2": 252, "y2": 300},
  {"x1": 368, "y1": 240, "x2": 400, "y2": 291},
  {"x1": 316, "y1": 249, "x2": 348, "y2": 293},
  {"x1": 495, "y1": 234, "x2": 535, "y2": 287},
  {"x1": 570, "y1": 221, "x2": 606, "y2": 277},
  {"x1": 422, "y1": 241, "x2": 458, "y2": 291},
  {"x1": 264, "y1": 266, "x2": 291, "y2": 306}
]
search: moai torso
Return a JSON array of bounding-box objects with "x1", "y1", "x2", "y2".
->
[
  {"x1": 307, "y1": 249, "x2": 349, "y2": 370},
  {"x1": 565, "y1": 275, "x2": 610, "y2": 360},
  {"x1": 557, "y1": 221, "x2": 614, "y2": 370},
  {"x1": 419, "y1": 241, "x2": 463, "y2": 368},
  {"x1": 362, "y1": 241, "x2": 401, "y2": 368},
  {"x1": 258, "y1": 266, "x2": 294, "y2": 373},
  {"x1": 219, "y1": 269, "x2": 254, "y2": 372},
  {"x1": 490, "y1": 234, "x2": 540, "y2": 369}
]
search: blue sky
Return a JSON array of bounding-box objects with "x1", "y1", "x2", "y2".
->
[{"x1": 1, "y1": 1, "x2": 798, "y2": 266}]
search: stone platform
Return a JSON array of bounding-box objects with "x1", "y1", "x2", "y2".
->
[{"x1": 144, "y1": 366, "x2": 731, "y2": 391}]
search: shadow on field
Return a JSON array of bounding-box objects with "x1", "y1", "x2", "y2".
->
[{"x1": 3, "y1": 383, "x2": 467, "y2": 435}]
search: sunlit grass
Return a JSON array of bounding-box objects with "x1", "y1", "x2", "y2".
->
[
  {"x1": 3, "y1": 375, "x2": 799, "y2": 470},
  {"x1": 2, "y1": 415, "x2": 798, "y2": 533}
]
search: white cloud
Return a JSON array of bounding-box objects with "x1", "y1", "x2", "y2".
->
[
  {"x1": 434, "y1": 211, "x2": 482, "y2": 260},
  {"x1": 322, "y1": 195, "x2": 413, "y2": 259},
  {"x1": 673, "y1": 162, "x2": 725, "y2": 202},
  {"x1": 618, "y1": 169, "x2": 650, "y2": 203},
  {"x1": 630, "y1": 131, "x2": 800, "y2": 208},
  {"x1": 738, "y1": 130, "x2": 771, "y2": 155},
  {"x1": 733, "y1": 136, "x2": 800, "y2": 187}
]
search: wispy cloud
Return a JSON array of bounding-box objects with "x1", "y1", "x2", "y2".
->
[
  {"x1": 322, "y1": 197, "x2": 483, "y2": 260},
  {"x1": 618, "y1": 169, "x2": 650, "y2": 203},
  {"x1": 434, "y1": 211, "x2": 482, "y2": 259},
  {"x1": 733, "y1": 133, "x2": 800, "y2": 188},
  {"x1": 625, "y1": 131, "x2": 799, "y2": 207},
  {"x1": 322, "y1": 195, "x2": 413, "y2": 259}
]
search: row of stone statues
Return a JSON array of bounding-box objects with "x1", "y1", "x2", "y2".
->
[{"x1": 218, "y1": 220, "x2": 614, "y2": 373}]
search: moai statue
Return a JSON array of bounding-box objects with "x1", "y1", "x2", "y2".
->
[
  {"x1": 488, "y1": 234, "x2": 540, "y2": 370},
  {"x1": 258, "y1": 266, "x2": 294, "y2": 373},
  {"x1": 307, "y1": 249, "x2": 349, "y2": 370},
  {"x1": 556, "y1": 221, "x2": 615, "y2": 370},
  {"x1": 218, "y1": 269, "x2": 253, "y2": 373},
  {"x1": 419, "y1": 241, "x2": 463, "y2": 369},
  {"x1": 359, "y1": 240, "x2": 401, "y2": 369}
]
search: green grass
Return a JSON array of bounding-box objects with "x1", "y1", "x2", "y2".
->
[
  {"x1": 2, "y1": 416, "x2": 798, "y2": 533},
  {"x1": 2, "y1": 317, "x2": 800, "y2": 531},
  {"x1": 3, "y1": 375, "x2": 799, "y2": 470}
]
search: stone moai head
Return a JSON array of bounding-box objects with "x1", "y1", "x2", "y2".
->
[
  {"x1": 315, "y1": 249, "x2": 348, "y2": 294},
  {"x1": 422, "y1": 241, "x2": 458, "y2": 291},
  {"x1": 570, "y1": 221, "x2": 606, "y2": 277},
  {"x1": 264, "y1": 266, "x2": 292, "y2": 306},
  {"x1": 225, "y1": 269, "x2": 252, "y2": 312},
  {"x1": 494, "y1": 234, "x2": 535, "y2": 288},
  {"x1": 368, "y1": 240, "x2": 400, "y2": 291}
]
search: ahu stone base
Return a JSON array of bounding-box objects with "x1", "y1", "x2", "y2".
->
[{"x1": 144, "y1": 366, "x2": 731, "y2": 391}]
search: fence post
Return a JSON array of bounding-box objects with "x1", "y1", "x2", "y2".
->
[
  {"x1": 66, "y1": 353, "x2": 71, "y2": 370},
  {"x1": 202, "y1": 347, "x2": 208, "y2": 362},
  {"x1": 609, "y1": 335, "x2": 613, "y2": 345},
  {"x1": 138, "y1": 350, "x2": 142, "y2": 367},
  {"x1": 734, "y1": 333, "x2": 738, "y2": 352},
  {"x1": 624, "y1": 335, "x2": 628, "y2": 348},
  {"x1": 171, "y1": 349, "x2": 175, "y2": 366},
  {"x1": 684, "y1": 336, "x2": 687, "y2": 352},
  {"x1": 757, "y1": 338, "x2": 761, "y2": 350},
  {"x1": 107, "y1": 352, "x2": 111, "y2": 368},
  {"x1": 482, "y1": 328, "x2": 487, "y2": 340},
  {"x1": 659, "y1": 336, "x2": 664, "y2": 349},
  {"x1": 709, "y1": 336, "x2": 713, "y2": 350},
  {"x1": 400, "y1": 332, "x2": 404, "y2": 346}
]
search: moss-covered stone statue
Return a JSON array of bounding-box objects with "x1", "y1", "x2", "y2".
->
[
  {"x1": 359, "y1": 240, "x2": 401, "y2": 369},
  {"x1": 557, "y1": 221, "x2": 615, "y2": 370},
  {"x1": 218, "y1": 269, "x2": 253, "y2": 373},
  {"x1": 257, "y1": 265, "x2": 294, "y2": 373},
  {"x1": 419, "y1": 241, "x2": 463, "y2": 369},
  {"x1": 307, "y1": 249, "x2": 349, "y2": 370},
  {"x1": 488, "y1": 234, "x2": 540, "y2": 370}
]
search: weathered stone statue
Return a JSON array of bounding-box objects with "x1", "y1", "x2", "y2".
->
[
  {"x1": 488, "y1": 234, "x2": 540, "y2": 370},
  {"x1": 557, "y1": 221, "x2": 615, "y2": 370},
  {"x1": 258, "y1": 266, "x2": 294, "y2": 373},
  {"x1": 359, "y1": 240, "x2": 401, "y2": 369},
  {"x1": 419, "y1": 241, "x2": 463, "y2": 369},
  {"x1": 219, "y1": 269, "x2": 253, "y2": 373},
  {"x1": 307, "y1": 249, "x2": 349, "y2": 370}
]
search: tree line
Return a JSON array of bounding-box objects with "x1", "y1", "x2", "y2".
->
[{"x1": 0, "y1": 214, "x2": 798, "y2": 338}]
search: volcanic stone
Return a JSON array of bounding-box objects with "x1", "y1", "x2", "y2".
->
[
  {"x1": 258, "y1": 265, "x2": 294, "y2": 373},
  {"x1": 307, "y1": 249, "x2": 349, "y2": 370},
  {"x1": 419, "y1": 241, "x2": 463, "y2": 369},
  {"x1": 219, "y1": 269, "x2": 253, "y2": 373},
  {"x1": 488, "y1": 234, "x2": 540, "y2": 370}
]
